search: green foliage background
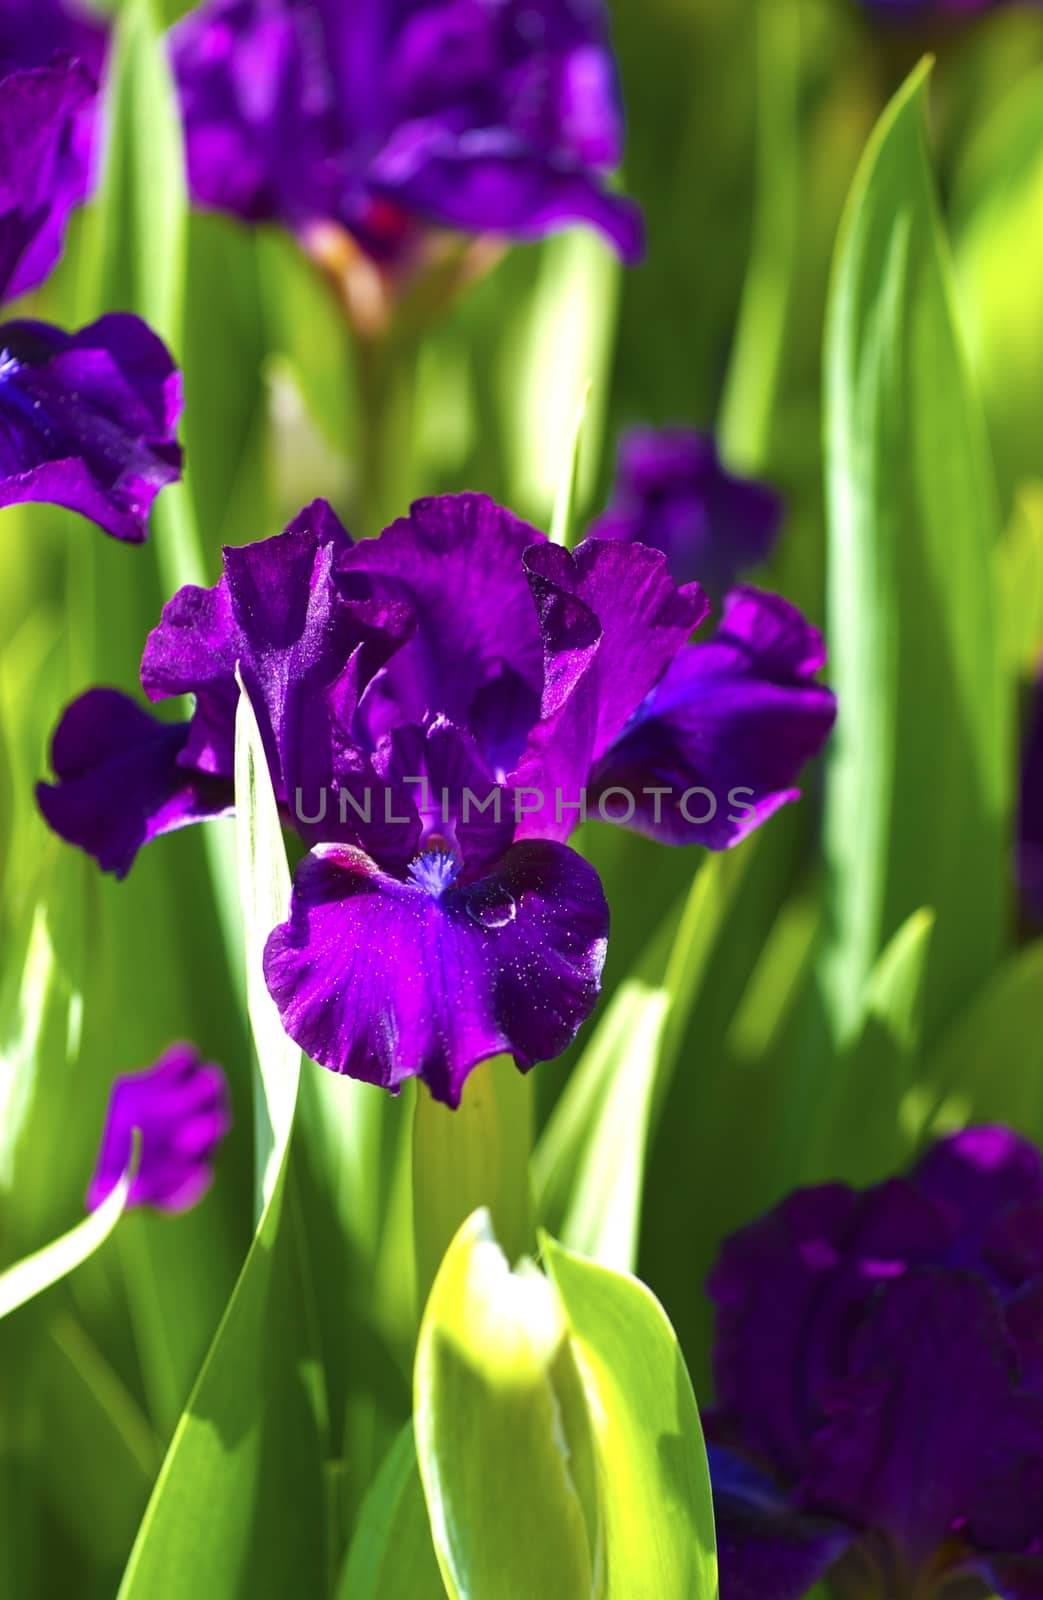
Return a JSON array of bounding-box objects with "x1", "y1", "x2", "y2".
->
[{"x1": 3, "y1": 1, "x2": 1043, "y2": 1596}]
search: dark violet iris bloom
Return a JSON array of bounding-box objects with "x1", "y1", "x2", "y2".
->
[
  {"x1": 707, "y1": 1127, "x2": 1043, "y2": 1600},
  {"x1": 39, "y1": 493, "x2": 834, "y2": 1105},
  {"x1": 171, "y1": 0, "x2": 643, "y2": 267},
  {"x1": 1020, "y1": 669, "x2": 1043, "y2": 924},
  {"x1": 0, "y1": 0, "x2": 107, "y2": 81},
  {"x1": 87, "y1": 1043, "x2": 231, "y2": 1214},
  {"x1": 589, "y1": 429, "x2": 783, "y2": 599},
  {"x1": 0, "y1": 60, "x2": 183, "y2": 541}
]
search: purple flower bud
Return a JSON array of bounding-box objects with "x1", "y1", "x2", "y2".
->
[
  {"x1": 590, "y1": 429, "x2": 783, "y2": 598},
  {"x1": 87, "y1": 1044, "x2": 231, "y2": 1215}
]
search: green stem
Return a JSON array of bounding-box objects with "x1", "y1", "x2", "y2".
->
[
  {"x1": 412, "y1": 1056, "x2": 534, "y2": 1317},
  {"x1": 353, "y1": 333, "x2": 418, "y2": 538}
]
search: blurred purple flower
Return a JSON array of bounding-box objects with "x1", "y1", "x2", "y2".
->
[
  {"x1": 0, "y1": 61, "x2": 183, "y2": 541},
  {"x1": 39, "y1": 493, "x2": 834, "y2": 1104},
  {"x1": 171, "y1": 0, "x2": 642, "y2": 267},
  {"x1": 590, "y1": 429, "x2": 783, "y2": 598},
  {"x1": 1020, "y1": 669, "x2": 1043, "y2": 924},
  {"x1": 707, "y1": 1127, "x2": 1043, "y2": 1600},
  {"x1": 87, "y1": 1043, "x2": 231, "y2": 1214},
  {"x1": 0, "y1": 0, "x2": 107, "y2": 80}
]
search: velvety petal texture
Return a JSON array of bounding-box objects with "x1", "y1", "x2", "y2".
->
[
  {"x1": 263, "y1": 839, "x2": 609, "y2": 1106},
  {"x1": 86, "y1": 1043, "x2": 231, "y2": 1214},
  {"x1": 0, "y1": 315, "x2": 183, "y2": 540},
  {"x1": 0, "y1": 0, "x2": 107, "y2": 81},
  {"x1": 41, "y1": 491, "x2": 833, "y2": 1103},
  {"x1": 590, "y1": 428, "x2": 783, "y2": 596},
  {"x1": 0, "y1": 58, "x2": 94, "y2": 302},
  {"x1": 172, "y1": 0, "x2": 643, "y2": 262},
  {"x1": 706, "y1": 1126, "x2": 1043, "y2": 1600}
]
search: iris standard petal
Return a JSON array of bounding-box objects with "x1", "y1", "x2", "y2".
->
[
  {"x1": 0, "y1": 59, "x2": 94, "y2": 302},
  {"x1": 0, "y1": 314, "x2": 182, "y2": 542},
  {"x1": 263, "y1": 837, "x2": 609, "y2": 1106}
]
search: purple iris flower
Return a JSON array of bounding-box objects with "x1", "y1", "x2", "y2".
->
[
  {"x1": 171, "y1": 0, "x2": 643, "y2": 268},
  {"x1": 0, "y1": 59, "x2": 183, "y2": 541},
  {"x1": 0, "y1": 0, "x2": 107, "y2": 81},
  {"x1": 87, "y1": 1043, "x2": 231, "y2": 1214},
  {"x1": 38, "y1": 493, "x2": 834, "y2": 1105},
  {"x1": 589, "y1": 429, "x2": 783, "y2": 599},
  {"x1": 707, "y1": 1127, "x2": 1043, "y2": 1600},
  {"x1": 1020, "y1": 669, "x2": 1043, "y2": 925}
]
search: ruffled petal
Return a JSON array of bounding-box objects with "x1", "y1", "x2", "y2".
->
[
  {"x1": 589, "y1": 586, "x2": 835, "y2": 848},
  {"x1": 36, "y1": 688, "x2": 232, "y2": 878},
  {"x1": 342, "y1": 492, "x2": 545, "y2": 746},
  {"x1": 708, "y1": 1448, "x2": 852, "y2": 1600},
  {"x1": 367, "y1": 119, "x2": 643, "y2": 261},
  {"x1": 263, "y1": 838, "x2": 608, "y2": 1105},
  {"x1": 0, "y1": 59, "x2": 94, "y2": 302},
  {"x1": 0, "y1": 314, "x2": 182, "y2": 542},
  {"x1": 517, "y1": 536, "x2": 706, "y2": 837},
  {"x1": 87, "y1": 1043, "x2": 231, "y2": 1215},
  {"x1": 805, "y1": 1270, "x2": 1043, "y2": 1568},
  {"x1": 707, "y1": 1178, "x2": 950, "y2": 1483}
]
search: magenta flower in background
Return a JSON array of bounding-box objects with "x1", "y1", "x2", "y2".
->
[
  {"x1": 590, "y1": 429, "x2": 783, "y2": 599},
  {"x1": 171, "y1": 0, "x2": 643, "y2": 268},
  {"x1": 1020, "y1": 670, "x2": 1043, "y2": 924},
  {"x1": 706, "y1": 1128, "x2": 1043, "y2": 1600},
  {"x1": 39, "y1": 493, "x2": 834, "y2": 1104},
  {"x1": 0, "y1": 60, "x2": 184, "y2": 541},
  {"x1": 87, "y1": 1043, "x2": 231, "y2": 1214}
]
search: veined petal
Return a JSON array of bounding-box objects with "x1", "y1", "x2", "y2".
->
[
  {"x1": 263, "y1": 838, "x2": 608, "y2": 1106},
  {"x1": 0, "y1": 315, "x2": 182, "y2": 543},
  {"x1": 36, "y1": 688, "x2": 232, "y2": 878},
  {"x1": 342, "y1": 492, "x2": 546, "y2": 745}
]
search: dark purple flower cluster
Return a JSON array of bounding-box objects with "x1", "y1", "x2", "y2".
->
[
  {"x1": 707, "y1": 1128, "x2": 1043, "y2": 1600},
  {"x1": 38, "y1": 492, "x2": 835, "y2": 1105},
  {"x1": 87, "y1": 1043, "x2": 231, "y2": 1214},
  {"x1": 171, "y1": 0, "x2": 642, "y2": 266},
  {"x1": 0, "y1": 48, "x2": 182, "y2": 541}
]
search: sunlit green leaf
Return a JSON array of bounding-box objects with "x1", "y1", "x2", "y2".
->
[
  {"x1": 542, "y1": 1234, "x2": 718, "y2": 1600},
  {"x1": 820, "y1": 61, "x2": 1008, "y2": 1048},
  {"x1": 415, "y1": 1210, "x2": 599, "y2": 1600}
]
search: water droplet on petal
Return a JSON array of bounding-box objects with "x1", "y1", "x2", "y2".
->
[{"x1": 465, "y1": 882, "x2": 517, "y2": 930}]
